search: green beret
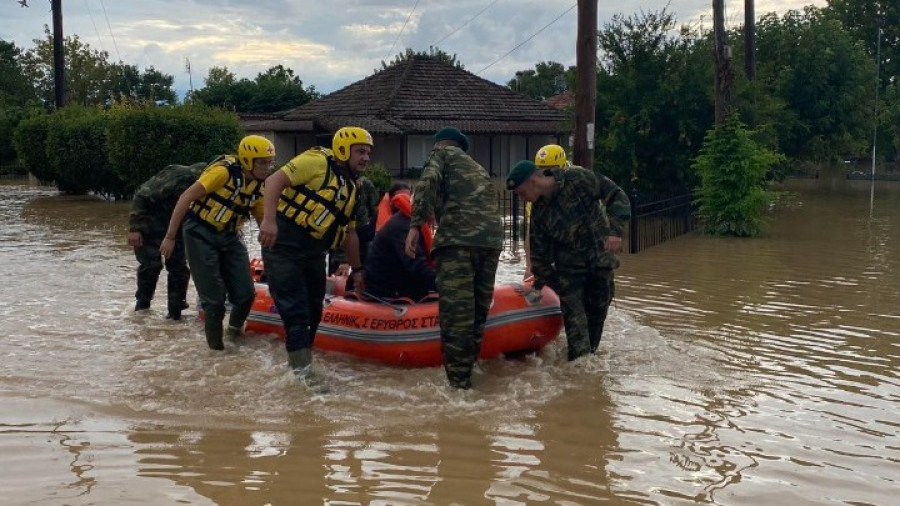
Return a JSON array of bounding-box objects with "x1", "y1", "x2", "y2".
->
[
  {"x1": 506, "y1": 160, "x2": 537, "y2": 190},
  {"x1": 433, "y1": 127, "x2": 470, "y2": 152}
]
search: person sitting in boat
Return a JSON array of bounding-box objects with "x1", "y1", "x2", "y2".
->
[
  {"x1": 364, "y1": 191, "x2": 436, "y2": 301},
  {"x1": 375, "y1": 182, "x2": 411, "y2": 232}
]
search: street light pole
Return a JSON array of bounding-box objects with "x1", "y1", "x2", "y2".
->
[{"x1": 871, "y1": 14, "x2": 882, "y2": 180}]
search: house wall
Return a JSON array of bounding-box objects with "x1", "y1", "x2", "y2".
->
[
  {"x1": 396, "y1": 134, "x2": 558, "y2": 178},
  {"x1": 486, "y1": 135, "x2": 558, "y2": 179},
  {"x1": 371, "y1": 134, "x2": 403, "y2": 171},
  {"x1": 257, "y1": 131, "x2": 561, "y2": 178}
]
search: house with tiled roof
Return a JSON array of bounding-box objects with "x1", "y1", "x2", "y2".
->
[{"x1": 242, "y1": 57, "x2": 569, "y2": 179}]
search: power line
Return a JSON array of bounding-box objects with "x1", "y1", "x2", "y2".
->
[
  {"x1": 385, "y1": 0, "x2": 421, "y2": 61},
  {"x1": 98, "y1": 0, "x2": 121, "y2": 61},
  {"x1": 432, "y1": 0, "x2": 502, "y2": 47},
  {"x1": 82, "y1": 0, "x2": 106, "y2": 53},
  {"x1": 475, "y1": 3, "x2": 576, "y2": 76},
  {"x1": 388, "y1": 2, "x2": 577, "y2": 125}
]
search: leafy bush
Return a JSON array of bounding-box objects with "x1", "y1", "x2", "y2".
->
[
  {"x1": 364, "y1": 162, "x2": 393, "y2": 196},
  {"x1": 693, "y1": 115, "x2": 785, "y2": 236},
  {"x1": 403, "y1": 167, "x2": 424, "y2": 179},
  {"x1": 12, "y1": 112, "x2": 54, "y2": 183},
  {"x1": 106, "y1": 103, "x2": 242, "y2": 190},
  {"x1": 1, "y1": 106, "x2": 42, "y2": 165},
  {"x1": 45, "y1": 105, "x2": 127, "y2": 197}
]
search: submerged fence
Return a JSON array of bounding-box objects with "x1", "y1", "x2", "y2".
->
[{"x1": 498, "y1": 188, "x2": 695, "y2": 256}]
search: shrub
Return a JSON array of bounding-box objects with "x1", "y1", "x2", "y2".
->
[
  {"x1": 365, "y1": 162, "x2": 393, "y2": 196},
  {"x1": 106, "y1": 103, "x2": 242, "y2": 190},
  {"x1": 693, "y1": 114, "x2": 785, "y2": 237},
  {"x1": 1, "y1": 105, "x2": 43, "y2": 165},
  {"x1": 403, "y1": 167, "x2": 424, "y2": 179},
  {"x1": 45, "y1": 106, "x2": 128, "y2": 197},
  {"x1": 12, "y1": 113, "x2": 55, "y2": 183}
]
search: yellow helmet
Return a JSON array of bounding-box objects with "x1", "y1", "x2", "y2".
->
[
  {"x1": 238, "y1": 135, "x2": 275, "y2": 171},
  {"x1": 332, "y1": 127, "x2": 373, "y2": 162},
  {"x1": 535, "y1": 144, "x2": 567, "y2": 167}
]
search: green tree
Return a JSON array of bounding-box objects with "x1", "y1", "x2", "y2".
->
[
  {"x1": 380, "y1": 46, "x2": 462, "y2": 70},
  {"x1": 506, "y1": 61, "x2": 574, "y2": 100},
  {"x1": 0, "y1": 39, "x2": 42, "y2": 165},
  {"x1": 753, "y1": 8, "x2": 875, "y2": 161},
  {"x1": 693, "y1": 114, "x2": 785, "y2": 237},
  {"x1": 826, "y1": 0, "x2": 899, "y2": 86},
  {"x1": 107, "y1": 64, "x2": 177, "y2": 105},
  {"x1": 594, "y1": 9, "x2": 714, "y2": 201},
  {"x1": 189, "y1": 65, "x2": 318, "y2": 113},
  {"x1": 248, "y1": 65, "x2": 319, "y2": 112},
  {"x1": 0, "y1": 40, "x2": 38, "y2": 106},
  {"x1": 19, "y1": 27, "x2": 177, "y2": 107},
  {"x1": 878, "y1": 83, "x2": 900, "y2": 163}
]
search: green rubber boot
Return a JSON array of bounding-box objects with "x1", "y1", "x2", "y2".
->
[
  {"x1": 287, "y1": 349, "x2": 329, "y2": 394},
  {"x1": 226, "y1": 325, "x2": 243, "y2": 344}
]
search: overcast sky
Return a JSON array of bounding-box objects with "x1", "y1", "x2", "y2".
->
[{"x1": 2, "y1": 0, "x2": 826, "y2": 97}]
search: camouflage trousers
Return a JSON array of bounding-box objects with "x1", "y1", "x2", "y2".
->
[
  {"x1": 434, "y1": 246, "x2": 501, "y2": 389},
  {"x1": 134, "y1": 230, "x2": 190, "y2": 313},
  {"x1": 556, "y1": 265, "x2": 615, "y2": 361}
]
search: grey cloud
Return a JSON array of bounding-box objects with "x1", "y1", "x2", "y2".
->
[{"x1": 2, "y1": 0, "x2": 824, "y2": 98}]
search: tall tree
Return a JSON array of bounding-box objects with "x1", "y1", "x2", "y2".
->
[
  {"x1": 188, "y1": 65, "x2": 318, "y2": 113},
  {"x1": 0, "y1": 39, "x2": 42, "y2": 165},
  {"x1": 506, "y1": 61, "x2": 574, "y2": 100},
  {"x1": 754, "y1": 7, "x2": 875, "y2": 161},
  {"x1": 0, "y1": 40, "x2": 38, "y2": 106},
  {"x1": 826, "y1": 0, "x2": 899, "y2": 86},
  {"x1": 594, "y1": 10, "x2": 714, "y2": 200},
  {"x1": 248, "y1": 65, "x2": 319, "y2": 112},
  {"x1": 106, "y1": 64, "x2": 177, "y2": 105},
  {"x1": 19, "y1": 27, "x2": 176, "y2": 106}
]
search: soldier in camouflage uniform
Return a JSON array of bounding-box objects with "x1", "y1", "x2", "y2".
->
[
  {"x1": 127, "y1": 162, "x2": 205, "y2": 320},
  {"x1": 329, "y1": 174, "x2": 379, "y2": 276},
  {"x1": 405, "y1": 127, "x2": 503, "y2": 389},
  {"x1": 506, "y1": 159, "x2": 630, "y2": 360}
]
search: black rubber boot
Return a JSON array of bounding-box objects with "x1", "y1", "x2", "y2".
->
[{"x1": 134, "y1": 299, "x2": 151, "y2": 311}]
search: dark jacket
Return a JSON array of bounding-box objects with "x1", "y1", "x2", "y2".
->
[{"x1": 364, "y1": 212, "x2": 436, "y2": 301}]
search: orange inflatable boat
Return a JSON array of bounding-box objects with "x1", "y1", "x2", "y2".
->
[{"x1": 227, "y1": 258, "x2": 564, "y2": 367}]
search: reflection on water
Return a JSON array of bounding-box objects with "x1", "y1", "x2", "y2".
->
[{"x1": 0, "y1": 169, "x2": 898, "y2": 505}]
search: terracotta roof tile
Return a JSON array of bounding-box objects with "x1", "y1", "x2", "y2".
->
[
  {"x1": 282, "y1": 57, "x2": 567, "y2": 135},
  {"x1": 544, "y1": 92, "x2": 575, "y2": 110}
]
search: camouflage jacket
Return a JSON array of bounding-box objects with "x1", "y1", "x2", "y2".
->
[
  {"x1": 128, "y1": 163, "x2": 205, "y2": 235},
  {"x1": 529, "y1": 167, "x2": 631, "y2": 285},
  {"x1": 411, "y1": 146, "x2": 503, "y2": 252},
  {"x1": 331, "y1": 175, "x2": 379, "y2": 260},
  {"x1": 354, "y1": 175, "x2": 380, "y2": 236}
]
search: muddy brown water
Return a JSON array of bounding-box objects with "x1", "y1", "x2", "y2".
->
[{"x1": 0, "y1": 169, "x2": 897, "y2": 505}]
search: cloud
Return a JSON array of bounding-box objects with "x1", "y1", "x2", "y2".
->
[{"x1": 1, "y1": 0, "x2": 826, "y2": 97}]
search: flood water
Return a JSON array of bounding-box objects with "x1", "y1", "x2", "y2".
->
[{"x1": 0, "y1": 168, "x2": 897, "y2": 505}]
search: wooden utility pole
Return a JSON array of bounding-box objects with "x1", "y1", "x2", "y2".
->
[
  {"x1": 51, "y1": 0, "x2": 66, "y2": 108},
  {"x1": 713, "y1": 0, "x2": 733, "y2": 124},
  {"x1": 745, "y1": 0, "x2": 755, "y2": 80},
  {"x1": 573, "y1": 0, "x2": 597, "y2": 169}
]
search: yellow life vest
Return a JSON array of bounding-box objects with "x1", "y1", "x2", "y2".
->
[
  {"x1": 189, "y1": 156, "x2": 263, "y2": 232},
  {"x1": 277, "y1": 147, "x2": 358, "y2": 248}
]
